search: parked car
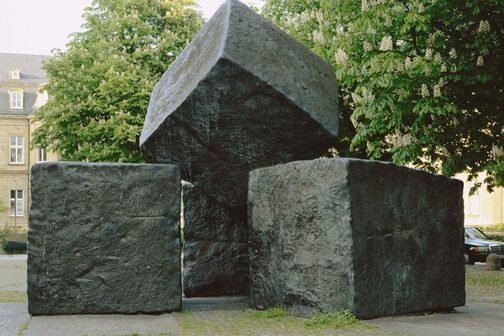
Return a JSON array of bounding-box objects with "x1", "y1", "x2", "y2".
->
[{"x1": 464, "y1": 226, "x2": 504, "y2": 265}]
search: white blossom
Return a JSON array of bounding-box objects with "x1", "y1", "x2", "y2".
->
[
  {"x1": 477, "y1": 55, "x2": 484, "y2": 66},
  {"x1": 300, "y1": 10, "x2": 310, "y2": 24},
  {"x1": 334, "y1": 48, "x2": 348, "y2": 65},
  {"x1": 437, "y1": 146, "x2": 450, "y2": 156},
  {"x1": 363, "y1": 41, "x2": 373, "y2": 52},
  {"x1": 421, "y1": 84, "x2": 430, "y2": 97},
  {"x1": 449, "y1": 48, "x2": 457, "y2": 59},
  {"x1": 425, "y1": 48, "x2": 433, "y2": 59},
  {"x1": 438, "y1": 77, "x2": 444, "y2": 87},
  {"x1": 312, "y1": 30, "x2": 325, "y2": 44},
  {"x1": 418, "y1": 2, "x2": 425, "y2": 13},
  {"x1": 397, "y1": 88, "x2": 408, "y2": 101},
  {"x1": 478, "y1": 20, "x2": 491, "y2": 33},
  {"x1": 405, "y1": 57, "x2": 413, "y2": 68},
  {"x1": 328, "y1": 147, "x2": 339, "y2": 157},
  {"x1": 440, "y1": 63, "x2": 447, "y2": 72},
  {"x1": 315, "y1": 11, "x2": 324, "y2": 24},
  {"x1": 492, "y1": 145, "x2": 504, "y2": 158},
  {"x1": 433, "y1": 84, "x2": 441, "y2": 97},
  {"x1": 379, "y1": 35, "x2": 393, "y2": 51},
  {"x1": 388, "y1": 130, "x2": 416, "y2": 148},
  {"x1": 361, "y1": 0, "x2": 369, "y2": 12},
  {"x1": 434, "y1": 52, "x2": 442, "y2": 62},
  {"x1": 451, "y1": 64, "x2": 457, "y2": 73},
  {"x1": 427, "y1": 33, "x2": 435, "y2": 47},
  {"x1": 384, "y1": 16, "x2": 392, "y2": 27}
]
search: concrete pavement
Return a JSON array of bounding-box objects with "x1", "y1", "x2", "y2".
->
[
  {"x1": 367, "y1": 302, "x2": 504, "y2": 336},
  {"x1": 25, "y1": 314, "x2": 181, "y2": 336}
]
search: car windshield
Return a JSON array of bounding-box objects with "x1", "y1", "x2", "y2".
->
[{"x1": 465, "y1": 227, "x2": 489, "y2": 239}]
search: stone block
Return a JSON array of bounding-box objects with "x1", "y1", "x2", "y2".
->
[
  {"x1": 28, "y1": 162, "x2": 182, "y2": 315},
  {"x1": 248, "y1": 158, "x2": 465, "y2": 318},
  {"x1": 182, "y1": 183, "x2": 248, "y2": 297},
  {"x1": 183, "y1": 241, "x2": 249, "y2": 297},
  {"x1": 140, "y1": 0, "x2": 338, "y2": 295}
]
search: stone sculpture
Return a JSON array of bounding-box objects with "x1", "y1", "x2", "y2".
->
[
  {"x1": 28, "y1": 162, "x2": 181, "y2": 315},
  {"x1": 140, "y1": 0, "x2": 339, "y2": 296},
  {"x1": 248, "y1": 158, "x2": 465, "y2": 318}
]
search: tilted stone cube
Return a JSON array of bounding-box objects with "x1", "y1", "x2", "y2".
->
[
  {"x1": 28, "y1": 162, "x2": 181, "y2": 315},
  {"x1": 140, "y1": 0, "x2": 338, "y2": 295},
  {"x1": 248, "y1": 158, "x2": 465, "y2": 318}
]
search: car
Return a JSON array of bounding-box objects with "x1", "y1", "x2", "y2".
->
[{"x1": 464, "y1": 226, "x2": 504, "y2": 265}]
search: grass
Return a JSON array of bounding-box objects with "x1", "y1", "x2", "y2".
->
[
  {"x1": 465, "y1": 264, "x2": 504, "y2": 304},
  {"x1": 306, "y1": 310, "x2": 360, "y2": 328},
  {"x1": 466, "y1": 271, "x2": 504, "y2": 287},
  {"x1": 0, "y1": 291, "x2": 27, "y2": 303},
  {"x1": 251, "y1": 307, "x2": 288, "y2": 318},
  {"x1": 16, "y1": 317, "x2": 30, "y2": 336},
  {"x1": 175, "y1": 307, "x2": 370, "y2": 335}
]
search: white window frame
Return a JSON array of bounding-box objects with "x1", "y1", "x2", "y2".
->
[
  {"x1": 9, "y1": 90, "x2": 23, "y2": 109},
  {"x1": 37, "y1": 148, "x2": 47, "y2": 162},
  {"x1": 9, "y1": 69, "x2": 20, "y2": 80},
  {"x1": 10, "y1": 190, "x2": 23, "y2": 217},
  {"x1": 10, "y1": 136, "x2": 24, "y2": 164}
]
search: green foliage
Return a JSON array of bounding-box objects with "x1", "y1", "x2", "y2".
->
[
  {"x1": 33, "y1": 0, "x2": 204, "y2": 162},
  {"x1": 306, "y1": 310, "x2": 360, "y2": 328},
  {"x1": 262, "y1": 0, "x2": 503, "y2": 189},
  {"x1": 252, "y1": 307, "x2": 289, "y2": 318},
  {"x1": 0, "y1": 233, "x2": 6, "y2": 253},
  {"x1": 475, "y1": 223, "x2": 504, "y2": 241},
  {"x1": 478, "y1": 223, "x2": 504, "y2": 232},
  {"x1": 486, "y1": 235, "x2": 504, "y2": 242}
]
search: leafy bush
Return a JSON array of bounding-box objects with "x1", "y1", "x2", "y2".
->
[
  {"x1": 0, "y1": 234, "x2": 6, "y2": 253},
  {"x1": 480, "y1": 223, "x2": 504, "y2": 232},
  {"x1": 486, "y1": 235, "x2": 504, "y2": 242},
  {"x1": 3, "y1": 241, "x2": 27, "y2": 254}
]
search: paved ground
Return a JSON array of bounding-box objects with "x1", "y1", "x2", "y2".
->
[
  {"x1": 367, "y1": 302, "x2": 504, "y2": 335},
  {"x1": 1, "y1": 256, "x2": 503, "y2": 336}
]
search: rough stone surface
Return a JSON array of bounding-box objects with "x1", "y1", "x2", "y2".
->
[
  {"x1": 141, "y1": 0, "x2": 338, "y2": 296},
  {"x1": 182, "y1": 184, "x2": 249, "y2": 297},
  {"x1": 28, "y1": 162, "x2": 182, "y2": 315},
  {"x1": 248, "y1": 158, "x2": 465, "y2": 318},
  {"x1": 486, "y1": 254, "x2": 502, "y2": 270}
]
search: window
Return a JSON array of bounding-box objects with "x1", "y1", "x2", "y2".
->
[
  {"x1": 9, "y1": 69, "x2": 20, "y2": 80},
  {"x1": 37, "y1": 148, "x2": 47, "y2": 162},
  {"x1": 10, "y1": 190, "x2": 23, "y2": 217},
  {"x1": 9, "y1": 90, "x2": 23, "y2": 109},
  {"x1": 468, "y1": 190, "x2": 480, "y2": 215},
  {"x1": 10, "y1": 136, "x2": 24, "y2": 164}
]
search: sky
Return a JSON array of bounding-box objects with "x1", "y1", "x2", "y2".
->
[{"x1": 0, "y1": 0, "x2": 263, "y2": 56}]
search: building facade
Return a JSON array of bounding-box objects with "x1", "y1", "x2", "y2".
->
[
  {"x1": 457, "y1": 172, "x2": 504, "y2": 226},
  {"x1": 0, "y1": 53, "x2": 57, "y2": 231}
]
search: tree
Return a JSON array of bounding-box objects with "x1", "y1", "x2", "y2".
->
[
  {"x1": 262, "y1": 0, "x2": 503, "y2": 190},
  {"x1": 33, "y1": 0, "x2": 204, "y2": 162}
]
